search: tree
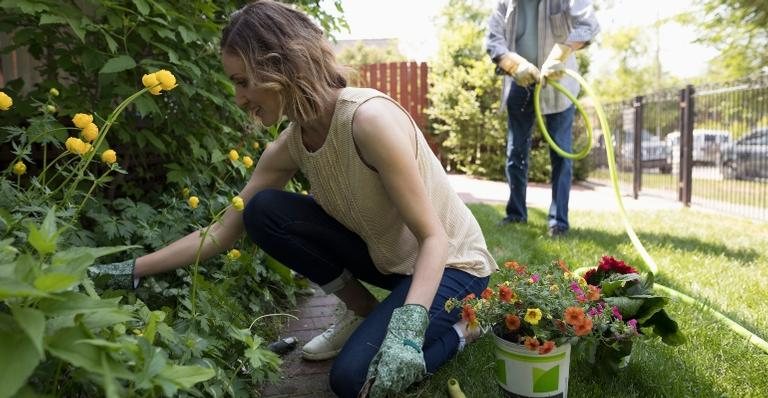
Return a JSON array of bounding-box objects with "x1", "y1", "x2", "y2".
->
[
  {"x1": 427, "y1": 0, "x2": 507, "y2": 179},
  {"x1": 682, "y1": 0, "x2": 768, "y2": 80},
  {"x1": 336, "y1": 41, "x2": 406, "y2": 66}
]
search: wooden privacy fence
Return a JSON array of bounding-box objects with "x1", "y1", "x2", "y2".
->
[{"x1": 355, "y1": 62, "x2": 438, "y2": 155}]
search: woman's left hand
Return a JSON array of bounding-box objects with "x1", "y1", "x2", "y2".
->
[{"x1": 366, "y1": 304, "x2": 429, "y2": 397}]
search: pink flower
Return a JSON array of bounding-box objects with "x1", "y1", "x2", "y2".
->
[
  {"x1": 627, "y1": 319, "x2": 637, "y2": 330},
  {"x1": 611, "y1": 306, "x2": 623, "y2": 320}
]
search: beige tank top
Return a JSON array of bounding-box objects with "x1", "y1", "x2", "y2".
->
[{"x1": 284, "y1": 87, "x2": 498, "y2": 277}]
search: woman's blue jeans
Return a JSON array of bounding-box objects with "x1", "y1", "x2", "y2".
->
[
  {"x1": 242, "y1": 189, "x2": 490, "y2": 397},
  {"x1": 505, "y1": 82, "x2": 575, "y2": 230}
]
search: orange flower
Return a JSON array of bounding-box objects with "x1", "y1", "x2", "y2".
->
[
  {"x1": 499, "y1": 285, "x2": 516, "y2": 303},
  {"x1": 461, "y1": 304, "x2": 479, "y2": 329},
  {"x1": 462, "y1": 293, "x2": 476, "y2": 302},
  {"x1": 505, "y1": 314, "x2": 521, "y2": 331},
  {"x1": 481, "y1": 288, "x2": 494, "y2": 300},
  {"x1": 564, "y1": 306, "x2": 585, "y2": 325},
  {"x1": 523, "y1": 336, "x2": 540, "y2": 351},
  {"x1": 586, "y1": 285, "x2": 601, "y2": 301},
  {"x1": 538, "y1": 340, "x2": 556, "y2": 355},
  {"x1": 556, "y1": 259, "x2": 570, "y2": 273},
  {"x1": 574, "y1": 317, "x2": 593, "y2": 336},
  {"x1": 504, "y1": 260, "x2": 526, "y2": 275}
]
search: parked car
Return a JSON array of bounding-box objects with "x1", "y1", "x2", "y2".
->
[
  {"x1": 615, "y1": 130, "x2": 668, "y2": 172},
  {"x1": 666, "y1": 130, "x2": 732, "y2": 169},
  {"x1": 720, "y1": 128, "x2": 768, "y2": 180}
]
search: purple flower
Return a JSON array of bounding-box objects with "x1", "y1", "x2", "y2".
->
[
  {"x1": 531, "y1": 274, "x2": 540, "y2": 283},
  {"x1": 588, "y1": 307, "x2": 598, "y2": 317},
  {"x1": 611, "y1": 306, "x2": 623, "y2": 320},
  {"x1": 627, "y1": 319, "x2": 637, "y2": 330}
]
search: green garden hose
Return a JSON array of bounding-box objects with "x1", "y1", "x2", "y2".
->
[{"x1": 534, "y1": 70, "x2": 768, "y2": 354}]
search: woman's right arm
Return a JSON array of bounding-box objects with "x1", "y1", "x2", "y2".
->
[{"x1": 133, "y1": 132, "x2": 298, "y2": 278}]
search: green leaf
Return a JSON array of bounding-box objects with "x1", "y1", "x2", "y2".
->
[
  {"x1": 157, "y1": 364, "x2": 215, "y2": 389},
  {"x1": 46, "y1": 325, "x2": 133, "y2": 379},
  {"x1": 1, "y1": 0, "x2": 49, "y2": 13},
  {"x1": 99, "y1": 55, "x2": 137, "y2": 74},
  {"x1": 33, "y1": 273, "x2": 79, "y2": 292},
  {"x1": 27, "y1": 209, "x2": 59, "y2": 256},
  {"x1": 101, "y1": 31, "x2": 118, "y2": 54},
  {"x1": 644, "y1": 309, "x2": 687, "y2": 346},
  {"x1": 10, "y1": 307, "x2": 45, "y2": 358},
  {"x1": 38, "y1": 14, "x2": 67, "y2": 25},
  {"x1": 0, "y1": 313, "x2": 41, "y2": 398},
  {"x1": 66, "y1": 16, "x2": 88, "y2": 43},
  {"x1": 0, "y1": 278, "x2": 50, "y2": 299},
  {"x1": 132, "y1": 0, "x2": 150, "y2": 15}
]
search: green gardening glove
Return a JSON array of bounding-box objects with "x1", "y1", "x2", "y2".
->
[
  {"x1": 367, "y1": 304, "x2": 429, "y2": 397},
  {"x1": 87, "y1": 258, "x2": 138, "y2": 290}
]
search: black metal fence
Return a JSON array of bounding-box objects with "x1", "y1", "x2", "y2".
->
[{"x1": 587, "y1": 75, "x2": 768, "y2": 221}]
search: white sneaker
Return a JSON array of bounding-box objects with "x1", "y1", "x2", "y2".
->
[{"x1": 302, "y1": 309, "x2": 364, "y2": 361}]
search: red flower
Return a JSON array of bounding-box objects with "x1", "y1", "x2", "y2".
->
[
  {"x1": 585, "y1": 256, "x2": 639, "y2": 284},
  {"x1": 481, "y1": 288, "x2": 494, "y2": 300},
  {"x1": 538, "y1": 340, "x2": 556, "y2": 355},
  {"x1": 505, "y1": 314, "x2": 521, "y2": 331},
  {"x1": 461, "y1": 304, "x2": 477, "y2": 324},
  {"x1": 564, "y1": 306, "x2": 585, "y2": 325},
  {"x1": 574, "y1": 317, "x2": 593, "y2": 336},
  {"x1": 499, "y1": 285, "x2": 515, "y2": 303}
]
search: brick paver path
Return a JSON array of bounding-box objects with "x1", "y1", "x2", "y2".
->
[{"x1": 260, "y1": 289, "x2": 342, "y2": 398}]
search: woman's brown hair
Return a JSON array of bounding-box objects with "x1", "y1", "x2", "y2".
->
[{"x1": 221, "y1": 0, "x2": 347, "y2": 123}]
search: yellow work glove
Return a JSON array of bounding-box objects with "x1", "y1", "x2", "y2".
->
[
  {"x1": 541, "y1": 43, "x2": 572, "y2": 81},
  {"x1": 497, "y1": 52, "x2": 540, "y2": 87}
]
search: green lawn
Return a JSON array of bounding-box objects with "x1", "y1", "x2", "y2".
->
[{"x1": 393, "y1": 204, "x2": 768, "y2": 397}]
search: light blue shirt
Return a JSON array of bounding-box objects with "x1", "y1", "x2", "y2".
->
[{"x1": 515, "y1": 0, "x2": 541, "y2": 65}]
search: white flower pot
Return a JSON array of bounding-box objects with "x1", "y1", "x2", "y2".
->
[{"x1": 493, "y1": 334, "x2": 571, "y2": 397}]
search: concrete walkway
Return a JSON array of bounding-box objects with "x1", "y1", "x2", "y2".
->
[{"x1": 259, "y1": 174, "x2": 681, "y2": 397}]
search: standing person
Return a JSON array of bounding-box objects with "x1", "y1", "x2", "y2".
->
[
  {"x1": 486, "y1": 0, "x2": 599, "y2": 237},
  {"x1": 91, "y1": 1, "x2": 497, "y2": 396}
]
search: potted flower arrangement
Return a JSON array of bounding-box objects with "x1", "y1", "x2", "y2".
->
[{"x1": 445, "y1": 256, "x2": 685, "y2": 397}]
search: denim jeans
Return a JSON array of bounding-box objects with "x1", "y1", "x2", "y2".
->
[
  {"x1": 242, "y1": 189, "x2": 490, "y2": 398},
  {"x1": 505, "y1": 82, "x2": 575, "y2": 229}
]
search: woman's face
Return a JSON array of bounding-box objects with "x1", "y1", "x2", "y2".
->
[{"x1": 221, "y1": 52, "x2": 283, "y2": 126}]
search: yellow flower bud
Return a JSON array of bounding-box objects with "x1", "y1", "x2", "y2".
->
[
  {"x1": 242, "y1": 156, "x2": 253, "y2": 168},
  {"x1": 231, "y1": 196, "x2": 244, "y2": 211},
  {"x1": 227, "y1": 249, "x2": 241, "y2": 261},
  {"x1": 228, "y1": 149, "x2": 239, "y2": 162},
  {"x1": 142, "y1": 73, "x2": 159, "y2": 88},
  {"x1": 182, "y1": 187, "x2": 190, "y2": 198},
  {"x1": 155, "y1": 69, "x2": 177, "y2": 90},
  {"x1": 12, "y1": 161, "x2": 26, "y2": 176},
  {"x1": 188, "y1": 196, "x2": 200, "y2": 209},
  {"x1": 45, "y1": 105, "x2": 57, "y2": 113},
  {"x1": 252, "y1": 141, "x2": 260, "y2": 150},
  {"x1": 82, "y1": 122, "x2": 99, "y2": 142},
  {"x1": 72, "y1": 113, "x2": 93, "y2": 129},
  {"x1": 0, "y1": 91, "x2": 12, "y2": 111},
  {"x1": 49, "y1": 87, "x2": 60, "y2": 97},
  {"x1": 65, "y1": 137, "x2": 88, "y2": 155},
  {"x1": 101, "y1": 149, "x2": 117, "y2": 165}
]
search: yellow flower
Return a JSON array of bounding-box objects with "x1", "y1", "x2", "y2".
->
[
  {"x1": 155, "y1": 69, "x2": 177, "y2": 90},
  {"x1": 188, "y1": 196, "x2": 200, "y2": 209},
  {"x1": 101, "y1": 149, "x2": 117, "y2": 165},
  {"x1": 228, "y1": 149, "x2": 239, "y2": 162},
  {"x1": 524, "y1": 308, "x2": 543, "y2": 325},
  {"x1": 45, "y1": 105, "x2": 57, "y2": 113},
  {"x1": 72, "y1": 113, "x2": 93, "y2": 129},
  {"x1": 65, "y1": 137, "x2": 89, "y2": 155},
  {"x1": 231, "y1": 196, "x2": 244, "y2": 211},
  {"x1": 12, "y1": 161, "x2": 26, "y2": 176},
  {"x1": 578, "y1": 277, "x2": 588, "y2": 288},
  {"x1": 444, "y1": 299, "x2": 455, "y2": 313},
  {"x1": 49, "y1": 87, "x2": 60, "y2": 97},
  {"x1": 252, "y1": 141, "x2": 260, "y2": 150},
  {"x1": 182, "y1": 187, "x2": 190, "y2": 198},
  {"x1": 0, "y1": 91, "x2": 12, "y2": 111},
  {"x1": 227, "y1": 249, "x2": 241, "y2": 261},
  {"x1": 82, "y1": 122, "x2": 99, "y2": 142},
  {"x1": 142, "y1": 73, "x2": 163, "y2": 95},
  {"x1": 242, "y1": 156, "x2": 253, "y2": 168}
]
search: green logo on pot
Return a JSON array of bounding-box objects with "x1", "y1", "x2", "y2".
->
[{"x1": 532, "y1": 365, "x2": 559, "y2": 392}]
